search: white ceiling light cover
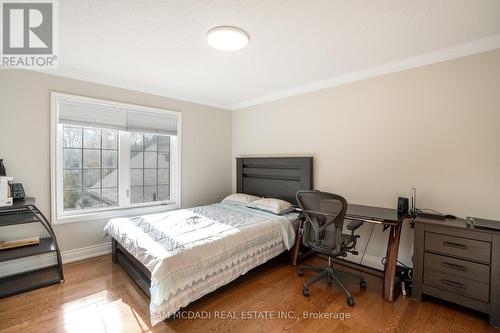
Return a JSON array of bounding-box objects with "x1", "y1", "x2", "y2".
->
[{"x1": 207, "y1": 26, "x2": 249, "y2": 51}]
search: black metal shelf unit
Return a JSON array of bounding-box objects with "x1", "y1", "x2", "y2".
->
[{"x1": 0, "y1": 198, "x2": 64, "y2": 298}]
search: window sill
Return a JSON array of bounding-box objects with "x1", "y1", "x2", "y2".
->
[{"x1": 53, "y1": 202, "x2": 180, "y2": 225}]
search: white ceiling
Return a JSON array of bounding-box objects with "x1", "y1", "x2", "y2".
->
[{"x1": 50, "y1": 0, "x2": 500, "y2": 110}]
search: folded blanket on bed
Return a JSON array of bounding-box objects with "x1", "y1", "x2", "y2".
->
[{"x1": 104, "y1": 203, "x2": 295, "y2": 325}]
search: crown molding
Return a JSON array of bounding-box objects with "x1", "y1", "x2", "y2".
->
[
  {"x1": 230, "y1": 33, "x2": 500, "y2": 110},
  {"x1": 27, "y1": 34, "x2": 500, "y2": 111}
]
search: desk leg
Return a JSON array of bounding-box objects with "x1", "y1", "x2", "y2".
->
[{"x1": 383, "y1": 222, "x2": 403, "y2": 301}]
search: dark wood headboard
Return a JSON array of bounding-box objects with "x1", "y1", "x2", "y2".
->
[{"x1": 236, "y1": 157, "x2": 313, "y2": 206}]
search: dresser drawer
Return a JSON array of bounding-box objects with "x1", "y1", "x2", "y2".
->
[
  {"x1": 425, "y1": 232, "x2": 491, "y2": 263},
  {"x1": 424, "y1": 252, "x2": 490, "y2": 283},
  {"x1": 424, "y1": 269, "x2": 490, "y2": 302}
]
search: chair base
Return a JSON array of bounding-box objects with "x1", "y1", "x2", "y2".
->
[{"x1": 298, "y1": 263, "x2": 366, "y2": 306}]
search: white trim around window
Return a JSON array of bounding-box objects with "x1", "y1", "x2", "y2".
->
[{"x1": 50, "y1": 92, "x2": 182, "y2": 224}]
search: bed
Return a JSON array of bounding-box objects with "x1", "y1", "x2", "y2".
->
[{"x1": 105, "y1": 157, "x2": 313, "y2": 325}]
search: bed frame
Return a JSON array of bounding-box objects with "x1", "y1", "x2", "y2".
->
[
  {"x1": 236, "y1": 157, "x2": 313, "y2": 206},
  {"x1": 111, "y1": 156, "x2": 313, "y2": 302}
]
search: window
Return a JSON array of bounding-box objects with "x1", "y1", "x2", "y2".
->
[
  {"x1": 51, "y1": 92, "x2": 181, "y2": 224},
  {"x1": 129, "y1": 132, "x2": 170, "y2": 204},
  {"x1": 63, "y1": 126, "x2": 119, "y2": 210}
]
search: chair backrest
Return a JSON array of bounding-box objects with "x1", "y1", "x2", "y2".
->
[{"x1": 296, "y1": 190, "x2": 348, "y2": 256}]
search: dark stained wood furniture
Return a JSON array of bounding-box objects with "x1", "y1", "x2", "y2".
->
[
  {"x1": 236, "y1": 156, "x2": 313, "y2": 264},
  {"x1": 291, "y1": 203, "x2": 407, "y2": 302},
  {"x1": 412, "y1": 216, "x2": 500, "y2": 327},
  {"x1": 0, "y1": 198, "x2": 64, "y2": 298},
  {"x1": 112, "y1": 237, "x2": 151, "y2": 297},
  {"x1": 112, "y1": 157, "x2": 314, "y2": 303},
  {"x1": 237, "y1": 157, "x2": 406, "y2": 302},
  {"x1": 331, "y1": 205, "x2": 407, "y2": 302},
  {"x1": 236, "y1": 156, "x2": 313, "y2": 206}
]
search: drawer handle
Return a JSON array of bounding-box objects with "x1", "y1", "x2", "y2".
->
[
  {"x1": 442, "y1": 262, "x2": 467, "y2": 272},
  {"x1": 441, "y1": 279, "x2": 466, "y2": 289},
  {"x1": 442, "y1": 241, "x2": 467, "y2": 250}
]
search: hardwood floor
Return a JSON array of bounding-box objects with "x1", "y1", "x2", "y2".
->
[{"x1": 0, "y1": 254, "x2": 497, "y2": 333}]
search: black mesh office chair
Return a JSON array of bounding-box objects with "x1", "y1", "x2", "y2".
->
[{"x1": 296, "y1": 190, "x2": 366, "y2": 306}]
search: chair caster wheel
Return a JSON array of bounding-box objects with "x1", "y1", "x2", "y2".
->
[
  {"x1": 303, "y1": 287, "x2": 310, "y2": 297},
  {"x1": 347, "y1": 297, "x2": 355, "y2": 307},
  {"x1": 360, "y1": 280, "x2": 367, "y2": 289},
  {"x1": 327, "y1": 279, "x2": 333, "y2": 285},
  {"x1": 298, "y1": 270, "x2": 304, "y2": 277}
]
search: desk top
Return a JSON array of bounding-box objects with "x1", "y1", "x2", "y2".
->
[
  {"x1": 415, "y1": 215, "x2": 500, "y2": 235},
  {"x1": 0, "y1": 197, "x2": 35, "y2": 211},
  {"x1": 346, "y1": 204, "x2": 406, "y2": 225}
]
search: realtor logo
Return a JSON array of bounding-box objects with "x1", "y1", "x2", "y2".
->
[{"x1": 1, "y1": 0, "x2": 57, "y2": 68}]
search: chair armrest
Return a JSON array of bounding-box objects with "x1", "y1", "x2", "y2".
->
[{"x1": 347, "y1": 220, "x2": 363, "y2": 231}]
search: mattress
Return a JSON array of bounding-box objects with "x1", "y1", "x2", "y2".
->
[{"x1": 104, "y1": 203, "x2": 297, "y2": 325}]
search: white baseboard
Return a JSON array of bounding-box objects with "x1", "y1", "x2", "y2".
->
[
  {"x1": 0, "y1": 242, "x2": 111, "y2": 278},
  {"x1": 61, "y1": 242, "x2": 111, "y2": 264}
]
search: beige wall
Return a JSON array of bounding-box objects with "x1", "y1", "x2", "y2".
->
[
  {"x1": 1, "y1": 49, "x2": 498, "y2": 268},
  {"x1": 233, "y1": 49, "x2": 500, "y2": 267},
  {"x1": 0, "y1": 70, "x2": 232, "y2": 252}
]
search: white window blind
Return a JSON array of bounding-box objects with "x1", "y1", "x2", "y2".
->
[
  {"x1": 126, "y1": 110, "x2": 178, "y2": 135},
  {"x1": 58, "y1": 97, "x2": 178, "y2": 135},
  {"x1": 58, "y1": 98, "x2": 127, "y2": 130}
]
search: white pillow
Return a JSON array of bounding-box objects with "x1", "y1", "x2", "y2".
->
[
  {"x1": 246, "y1": 198, "x2": 294, "y2": 215},
  {"x1": 221, "y1": 193, "x2": 260, "y2": 205}
]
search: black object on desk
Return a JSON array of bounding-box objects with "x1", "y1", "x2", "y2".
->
[
  {"x1": 9, "y1": 182, "x2": 25, "y2": 201},
  {"x1": 397, "y1": 197, "x2": 409, "y2": 216},
  {"x1": 0, "y1": 198, "x2": 64, "y2": 298},
  {"x1": 0, "y1": 159, "x2": 6, "y2": 176}
]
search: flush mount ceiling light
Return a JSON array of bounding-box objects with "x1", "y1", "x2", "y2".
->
[{"x1": 206, "y1": 26, "x2": 249, "y2": 51}]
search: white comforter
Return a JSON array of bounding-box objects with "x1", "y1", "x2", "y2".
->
[{"x1": 104, "y1": 203, "x2": 296, "y2": 325}]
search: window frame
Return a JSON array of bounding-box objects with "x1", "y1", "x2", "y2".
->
[{"x1": 50, "y1": 92, "x2": 182, "y2": 225}]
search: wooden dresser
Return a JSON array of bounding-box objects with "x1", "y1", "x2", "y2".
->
[{"x1": 412, "y1": 216, "x2": 499, "y2": 327}]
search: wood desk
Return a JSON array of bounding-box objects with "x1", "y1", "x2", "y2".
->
[{"x1": 290, "y1": 203, "x2": 407, "y2": 302}]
